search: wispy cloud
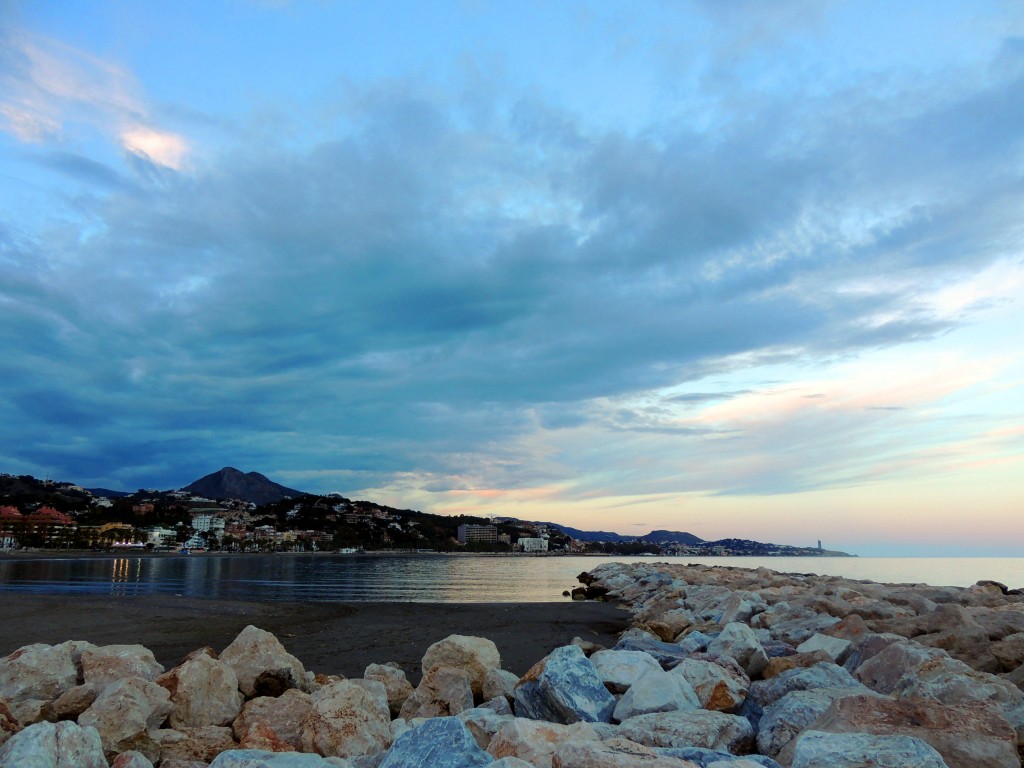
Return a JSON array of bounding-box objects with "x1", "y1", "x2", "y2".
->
[{"x1": 0, "y1": 28, "x2": 189, "y2": 168}]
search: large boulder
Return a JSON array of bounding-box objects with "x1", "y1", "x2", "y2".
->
[
  {"x1": 487, "y1": 718, "x2": 606, "y2": 768},
  {"x1": 233, "y1": 689, "x2": 312, "y2": 752},
  {"x1": 158, "y1": 653, "x2": 244, "y2": 729},
  {"x1": 756, "y1": 688, "x2": 883, "y2": 758},
  {"x1": 78, "y1": 677, "x2": 173, "y2": 755},
  {"x1": 671, "y1": 658, "x2": 749, "y2": 713},
  {"x1": 0, "y1": 643, "x2": 79, "y2": 715},
  {"x1": 209, "y1": 750, "x2": 348, "y2": 766},
  {"x1": 82, "y1": 645, "x2": 164, "y2": 686},
  {"x1": 0, "y1": 697, "x2": 18, "y2": 747},
  {"x1": 153, "y1": 725, "x2": 238, "y2": 764},
  {"x1": 40, "y1": 683, "x2": 102, "y2": 723},
  {"x1": 853, "y1": 641, "x2": 949, "y2": 694},
  {"x1": 551, "y1": 736, "x2": 699, "y2": 768},
  {"x1": 300, "y1": 680, "x2": 391, "y2": 758},
  {"x1": 111, "y1": 751, "x2": 156, "y2": 768},
  {"x1": 421, "y1": 636, "x2": 501, "y2": 698},
  {"x1": 617, "y1": 710, "x2": 754, "y2": 753},
  {"x1": 613, "y1": 630, "x2": 691, "y2": 669},
  {"x1": 787, "y1": 693, "x2": 1020, "y2": 768},
  {"x1": 591, "y1": 651, "x2": 663, "y2": 695},
  {"x1": 379, "y1": 716, "x2": 492, "y2": 768},
  {"x1": 0, "y1": 720, "x2": 107, "y2": 768},
  {"x1": 514, "y1": 645, "x2": 616, "y2": 724},
  {"x1": 654, "y1": 747, "x2": 781, "y2": 767},
  {"x1": 398, "y1": 665, "x2": 474, "y2": 720},
  {"x1": 363, "y1": 664, "x2": 414, "y2": 718},
  {"x1": 482, "y1": 669, "x2": 520, "y2": 704},
  {"x1": 612, "y1": 669, "x2": 701, "y2": 723},
  {"x1": 794, "y1": 635, "x2": 851, "y2": 666},
  {"x1": 220, "y1": 626, "x2": 307, "y2": 699},
  {"x1": 748, "y1": 663, "x2": 864, "y2": 708},
  {"x1": 789, "y1": 730, "x2": 949, "y2": 768},
  {"x1": 707, "y1": 624, "x2": 768, "y2": 678}
]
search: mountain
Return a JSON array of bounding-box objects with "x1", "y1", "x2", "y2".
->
[
  {"x1": 545, "y1": 522, "x2": 704, "y2": 545},
  {"x1": 85, "y1": 487, "x2": 132, "y2": 498},
  {"x1": 181, "y1": 467, "x2": 303, "y2": 505},
  {"x1": 640, "y1": 529, "x2": 704, "y2": 545},
  {"x1": 543, "y1": 523, "x2": 631, "y2": 543}
]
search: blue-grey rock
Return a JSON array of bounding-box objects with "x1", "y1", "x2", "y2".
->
[
  {"x1": 615, "y1": 630, "x2": 691, "y2": 669},
  {"x1": 678, "y1": 631, "x2": 714, "y2": 656},
  {"x1": 379, "y1": 717, "x2": 491, "y2": 768},
  {"x1": 655, "y1": 746, "x2": 782, "y2": 768},
  {"x1": 736, "y1": 696, "x2": 763, "y2": 733},
  {"x1": 514, "y1": 645, "x2": 616, "y2": 724},
  {"x1": 790, "y1": 730, "x2": 950, "y2": 768},
  {"x1": 205, "y1": 749, "x2": 346, "y2": 767},
  {"x1": 757, "y1": 688, "x2": 883, "y2": 757},
  {"x1": 748, "y1": 663, "x2": 864, "y2": 708},
  {"x1": 0, "y1": 721, "x2": 107, "y2": 768}
]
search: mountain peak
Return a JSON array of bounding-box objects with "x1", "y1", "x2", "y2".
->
[{"x1": 181, "y1": 467, "x2": 302, "y2": 505}]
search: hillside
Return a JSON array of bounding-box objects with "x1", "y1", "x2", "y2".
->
[{"x1": 181, "y1": 467, "x2": 303, "y2": 505}]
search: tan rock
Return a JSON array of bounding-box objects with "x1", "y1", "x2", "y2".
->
[
  {"x1": 110, "y1": 750, "x2": 156, "y2": 768},
  {"x1": 78, "y1": 677, "x2": 172, "y2": 755},
  {"x1": 552, "y1": 736, "x2": 699, "y2": 768},
  {"x1": 364, "y1": 663, "x2": 414, "y2": 718},
  {"x1": 219, "y1": 625, "x2": 307, "y2": 698},
  {"x1": 761, "y1": 651, "x2": 833, "y2": 679},
  {"x1": 0, "y1": 643, "x2": 79, "y2": 707},
  {"x1": 398, "y1": 665, "x2": 474, "y2": 720},
  {"x1": 780, "y1": 693, "x2": 1019, "y2": 768},
  {"x1": 421, "y1": 635, "x2": 501, "y2": 697},
  {"x1": 40, "y1": 683, "x2": 102, "y2": 722},
  {"x1": 157, "y1": 653, "x2": 244, "y2": 728},
  {"x1": 154, "y1": 725, "x2": 237, "y2": 764},
  {"x1": 300, "y1": 680, "x2": 391, "y2": 758},
  {"x1": 232, "y1": 688, "x2": 312, "y2": 751},
  {"x1": 671, "y1": 658, "x2": 749, "y2": 713},
  {"x1": 483, "y1": 668, "x2": 520, "y2": 703},
  {"x1": 487, "y1": 718, "x2": 604, "y2": 768},
  {"x1": 82, "y1": 645, "x2": 164, "y2": 686},
  {"x1": 0, "y1": 695, "x2": 21, "y2": 747}
]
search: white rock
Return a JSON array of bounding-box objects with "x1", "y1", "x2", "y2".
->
[
  {"x1": 795, "y1": 634, "x2": 852, "y2": 665},
  {"x1": 671, "y1": 659, "x2": 749, "y2": 713},
  {"x1": 590, "y1": 651, "x2": 663, "y2": 695},
  {"x1": 0, "y1": 643, "x2": 78, "y2": 706},
  {"x1": 220, "y1": 626, "x2": 308, "y2": 698},
  {"x1": 0, "y1": 720, "x2": 107, "y2": 768},
  {"x1": 552, "y1": 736, "x2": 699, "y2": 768},
  {"x1": 79, "y1": 677, "x2": 172, "y2": 753},
  {"x1": 158, "y1": 653, "x2": 244, "y2": 729},
  {"x1": 706, "y1": 624, "x2": 768, "y2": 678},
  {"x1": 233, "y1": 688, "x2": 313, "y2": 751},
  {"x1": 487, "y1": 718, "x2": 605, "y2": 768},
  {"x1": 422, "y1": 635, "x2": 502, "y2": 697},
  {"x1": 398, "y1": 665, "x2": 474, "y2": 720},
  {"x1": 363, "y1": 664, "x2": 414, "y2": 718},
  {"x1": 82, "y1": 645, "x2": 164, "y2": 686},
  {"x1": 612, "y1": 669, "x2": 701, "y2": 723},
  {"x1": 616, "y1": 710, "x2": 754, "y2": 753},
  {"x1": 300, "y1": 680, "x2": 391, "y2": 758}
]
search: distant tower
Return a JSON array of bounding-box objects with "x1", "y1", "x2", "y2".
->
[{"x1": 817, "y1": 539, "x2": 822, "y2": 551}]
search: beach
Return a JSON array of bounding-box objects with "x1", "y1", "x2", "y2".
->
[{"x1": 0, "y1": 592, "x2": 629, "y2": 682}]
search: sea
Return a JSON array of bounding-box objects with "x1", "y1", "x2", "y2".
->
[{"x1": 2, "y1": 554, "x2": 1024, "y2": 603}]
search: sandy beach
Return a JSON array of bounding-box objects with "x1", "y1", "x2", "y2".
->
[{"x1": 0, "y1": 592, "x2": 629, "y2": 682}]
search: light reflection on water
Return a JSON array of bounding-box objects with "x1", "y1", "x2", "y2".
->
[{"x1": 0, "y1": 554, "x2": 1022, "y2": 602}]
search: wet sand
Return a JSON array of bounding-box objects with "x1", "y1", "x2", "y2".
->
[{"x1": 0, "y1": 593, "x2": 629, "y2": 682}]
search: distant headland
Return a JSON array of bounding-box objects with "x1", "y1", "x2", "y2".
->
[{"x1": 0, "y1": 467, "x2": 854, "y2": 557}]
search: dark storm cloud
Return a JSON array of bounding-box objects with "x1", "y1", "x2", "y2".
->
[{"x1": 1, "y1": 27, "x2": 1021, "y2": 494}]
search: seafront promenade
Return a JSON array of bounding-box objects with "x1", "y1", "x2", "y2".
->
[{"x1": 2, "y1": 560, "x2": 1024, "y2": 767}]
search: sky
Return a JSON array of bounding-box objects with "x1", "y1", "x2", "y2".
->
[{"x1": 1, "y1": 1, "x2": 1022, "y2": 556}]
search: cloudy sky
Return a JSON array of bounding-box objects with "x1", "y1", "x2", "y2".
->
[{"x1": 2, "y1": 1, "x2": 1022, "y2": 555}]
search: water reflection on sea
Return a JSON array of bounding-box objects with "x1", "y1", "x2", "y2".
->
[{"x1": 1, "y1": 554, "x2": 1023, "y2": 603}]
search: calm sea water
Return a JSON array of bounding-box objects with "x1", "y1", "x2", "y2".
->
[{"x1": 2, "y1": 554, "x2": 1023, "y2": 603}]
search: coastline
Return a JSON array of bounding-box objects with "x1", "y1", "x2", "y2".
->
[{"x1": 0, "y1": 592, "x2": 629, "y2": 682}]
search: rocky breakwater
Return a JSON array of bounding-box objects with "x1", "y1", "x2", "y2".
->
[
  {"x1": 576, "y1": 560, "x2": 1024, "y2": 768},
  {"x1": 3, "y1": 563, "x2": 1024, "y2": 768}
]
